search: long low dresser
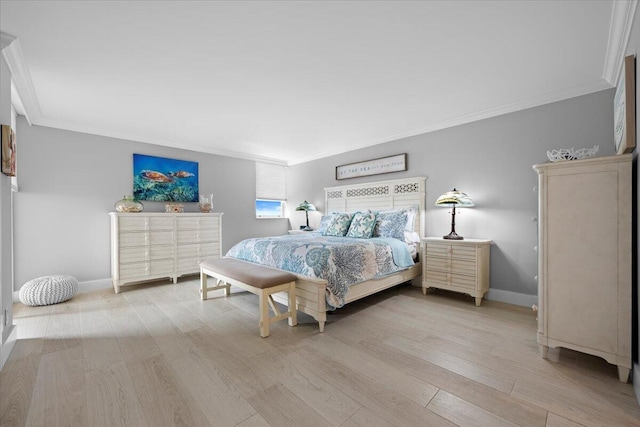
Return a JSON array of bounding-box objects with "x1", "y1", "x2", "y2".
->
[{"x1": 109, "y1": 212, "x2": 223, "y2": 292}]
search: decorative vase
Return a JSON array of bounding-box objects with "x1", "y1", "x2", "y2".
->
[
  {"x1": 199, "y1": 194, "x2": 213, "y2": 213},
  {"x1": 165, "y1": 203, "x2": 184, "y2": 213},
  {"x1": 114, "y1": 195, "x2": 143, "y2": 213}
]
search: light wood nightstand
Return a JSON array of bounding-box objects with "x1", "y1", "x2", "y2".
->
[
  {"x1": 421, "y1": 237, "x2": 492, "y2": 306},
  {"x1": 288, "y1": 229, "x2": 312, "y2": 235}
]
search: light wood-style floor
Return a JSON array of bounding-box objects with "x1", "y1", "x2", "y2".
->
[{"x1": 1, "y1": 278, "x2": 638, "y2": 427}]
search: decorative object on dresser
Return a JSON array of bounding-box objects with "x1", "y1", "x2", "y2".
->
[
  {"x1": 114, "y1": 195, "x2": 144, "y2": 213},
  {"x1": 109, "y1": 212, "x2": 222, "y2": 293},
  {"x1": 533, "y1": 154, "x2": 632, "y2": 382},
  {"x1": 336, "y1": 153, "x2": 406, "y2": 180},
  {"x1": 435, "y1": 188, "x2": 474, "y2": 240},
  {"x1": 614, "y1": 55, "x2": 636, "y2": 155},
  {"x1": 295, "y1": 200, "x2": 316, "y2": 231},
  {"x1": 546, "y1": 145, "x2": 599, "y2": 162},
  {"x1": 1, "y1": 124, "x2": 16, "y2": 176},
  {"x1": 133, "y1": 153, "x2": 199, "y2": 202},
  {"x1": 165, "y1": 203, "x2": 184, "y2": 213},
  {"x1": 199, "y1": 194, "x2": 213, "y2": 212},
  {"x1": 422, "y1": 237, "x2": 491, "y2": 306}
]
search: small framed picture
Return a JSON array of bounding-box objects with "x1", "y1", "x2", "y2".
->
[
  {"x1": 614, "y1": 55, "x2": 636, "y2": 155},
  {"x1": 1, "y1": 125, "x2": 16, "y2": 177}
]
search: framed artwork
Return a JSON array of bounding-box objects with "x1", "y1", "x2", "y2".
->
[
  {"x1": 1, "y1": 125, "x2": 16, "y2": 177},
  {"x1": 614, "y1": 55, "x2": 636, "y2": 155},
  {"x1": 336, "y1": 153, "x2": 407, "y2": 180},
  {"x1": 133, "y1": 154, "x2": 199, "y2": 202}
]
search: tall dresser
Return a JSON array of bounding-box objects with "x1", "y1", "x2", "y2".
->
[
  {"x1": 533, "y1": 154, "x2": 631, "y2": 382},
  {"x1": 110, "y1": 212, "x2": 223, "y2": 292}
]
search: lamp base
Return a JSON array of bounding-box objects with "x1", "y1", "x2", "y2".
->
[
  {"x1": 443, "y1": 232, "x2": 464, "y2": 240},
  {"x1": 302, "y1": 226, "x2": 313, "y2": 231}
]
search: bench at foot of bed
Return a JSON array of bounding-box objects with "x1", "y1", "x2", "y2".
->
[{"x1": 200, "y1": 258, "x2": 298, "y2": 338}]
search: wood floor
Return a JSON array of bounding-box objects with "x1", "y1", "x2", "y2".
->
[{"x1": 1, "y1": 278, "x2": 638, "y2": 427}]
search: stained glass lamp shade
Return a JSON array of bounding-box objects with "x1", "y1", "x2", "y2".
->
[
  {"x1": 295, "y1": 200, "x2": 316, "y2": 231},
  {"x1": 435, "y1": 188, "x2": 474, "y2": 240}
]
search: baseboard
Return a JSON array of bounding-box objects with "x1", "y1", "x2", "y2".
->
[
  {"x1": 634, "y1": 363, "x2": 640, "y2": 405},
  {"x1": 486, "y1": 288, "x2": 537, "y2": 308},
  {"x1": 410, "y1": 282, "x2": 537, "y2": 308},
  {"x1": 77, "y1": 278, "x2": 112, "y2": 293},
  {"x1": 13, "y1": 278, "x2": 113, "y2": 303},
  {"x1": 1, "y1": 324, "x2": 17, "y2": 371}
]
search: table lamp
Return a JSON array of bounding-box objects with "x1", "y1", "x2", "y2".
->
[
  {"x1": 435, "y1": 188, "x2": 474, "y2": 240},
  {"x1": 295, "y1": 200, "x2": 316, "y2": 231}
]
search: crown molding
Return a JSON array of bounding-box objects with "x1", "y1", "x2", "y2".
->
[
  {"x1": 1, "y1": 37, "x2": 41, "y2": 125},
  {"x1": 287, "y1": 79, "x2": 613, "y2": 165},
  {"x1": 603, "y1": 0, "x2": 638, "y2": 85},
  {"x1": 0, "y1": 32, "x2": 16, "y2": 50}
]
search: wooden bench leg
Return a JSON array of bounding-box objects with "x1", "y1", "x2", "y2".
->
[
  {"x1": 200, "y1": 270, "x2": 208, "y2": 300},
  {"x1": 259, "y1": 290, "x2": 270, "y2": 338},
  {"x1": 288, "y1": 282, "x2": 297, "y2": 327}
]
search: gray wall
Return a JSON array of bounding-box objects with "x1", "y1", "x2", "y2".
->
[
  {"x1": 288, "y1": 89, "x2": 615, "y2": 301},
  {"x1": 13, "y1": 119, "x2": 288, "y2": 288}
]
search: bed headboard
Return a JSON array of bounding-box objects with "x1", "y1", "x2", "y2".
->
[{"x1": 324, "y1": 176, "x2": 427, "y2": 237}]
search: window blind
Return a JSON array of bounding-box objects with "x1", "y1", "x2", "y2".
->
[{"x1": 256, "y1": 162, "x2": 286, "y2": 200}]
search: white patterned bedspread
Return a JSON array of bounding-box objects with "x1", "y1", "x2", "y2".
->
[{"x1": 226, "y1": 233, "x2": 414, "y2": 309}]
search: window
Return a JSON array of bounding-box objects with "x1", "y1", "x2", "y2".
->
[
  {"x1": 255, "y1": 162, "x2": 286, "y2": 218},
  {"x1": 255, "y1": 199, "x2": 285, "y2": 218}
]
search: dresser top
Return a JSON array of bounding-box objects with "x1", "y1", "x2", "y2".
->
[
  {"x1": 423, "y1": 237, "x2": 492, "y2": 245},
  {"x1": 109, "y1": 212, "x2": 223, "y2": 217}
]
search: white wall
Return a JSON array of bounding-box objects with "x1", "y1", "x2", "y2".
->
[
  {"x1": 13, "y1": 120, "x2": 289, "y2": 288},
  {"x1": 288, "y1": 89, "x2": 615, "y2": 302}
]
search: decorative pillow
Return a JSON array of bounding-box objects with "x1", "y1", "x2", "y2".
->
[
  {"x1": 346, "y1": 212, "x2": 377, "y2": 238},
  {"x1": 378, "y1": 205, "x2": 418, "y2": 231},
  {"x1": 323, "y1": 213, "x2": 353, "y2": 237},
  {"x1": 403, "y1": 230, "x2": 421, "y2": 244},
  {"x1": 317, "y1": 214, "x2": 336, "y2": 234},
  {"x1": 373, "y1": 210, "x2": 407, "y2": 240},
  {"x1": 403, "y1": 205, "x2": 418, "y2": 231}
]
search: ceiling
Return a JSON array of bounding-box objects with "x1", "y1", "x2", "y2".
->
[{"x1": 0, "y1": 1, "x2": 633, "y2": 165}]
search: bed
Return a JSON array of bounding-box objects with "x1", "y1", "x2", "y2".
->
[{"x1": 229, "y1": 176, "x2": 426, "y2": 331}]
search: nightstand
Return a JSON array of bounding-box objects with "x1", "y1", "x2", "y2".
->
[
  {"x1": 421, "y1": 237, "x2": 492, "y2": 306},
  {"x1": 288, "y1": 230, "x2": 312, "y2": 235}
]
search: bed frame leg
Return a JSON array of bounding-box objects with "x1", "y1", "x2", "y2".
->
[{"x1": 318, "y1": 321, "x2": 325, "y2": 333}]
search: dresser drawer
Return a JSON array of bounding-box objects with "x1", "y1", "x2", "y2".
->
[
  {"x1": 451, "y1": 245, "x2": 476, "y2": 261},
  {"x1": 426, "y1": 243, "x2": 449, "y2": 258},
  {"x1": 450, "y1": 273, "x2": 476, "y2": 290},
  {"x1": 426, "y1": 256, "x2": 449, "y2": 271},
  {"x1": 176, "y1": 216, "x2": 220, "y2": 231},
  {"x1": 120, "y1": 245, "x2": 174, "y2": 262},
  {"x1": 118, "y1": 216, "x2": 174, "y2": 232},
  {"x1": 425, "y1": 270, "x2": 448, "y2": 286},
  {"x1": 119, "y1": 259, "x2": 174, "y2": 280},
  {"x1": 119, "y1": 231, "x2": 174, "y2": 247},
  {"x1": 177, "y1": 243, "x2": 221, "y2": 259}
]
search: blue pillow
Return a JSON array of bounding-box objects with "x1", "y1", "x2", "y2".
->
[
  {"x1": 373, "y1": 211, "x2": 407, "y2": 240},
  {"x1": 317, "y1": 214, "x2": 336, "y2": 234},
  {"x1": 323, "y1": 213, "x2": 353, "y2": 237},
  {"x1": 346, "y1": 212, "x2": 377, "y2": 238}
]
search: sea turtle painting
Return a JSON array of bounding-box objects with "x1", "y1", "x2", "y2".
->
[{"x1": 133, "y1": 154, "x2": 199, "y2": 202}]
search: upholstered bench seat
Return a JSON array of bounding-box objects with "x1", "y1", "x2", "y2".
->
[
  {"x1": 200, "y1": 258, "x2": 297, "y2": 337},
  {"x1": 19, "y1": 275, "x2": 78, "y2": 306}
]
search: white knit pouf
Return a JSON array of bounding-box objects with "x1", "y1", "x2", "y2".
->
[{"x1": 19, "y1": 275, "x2": 78, "y2": 306}]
